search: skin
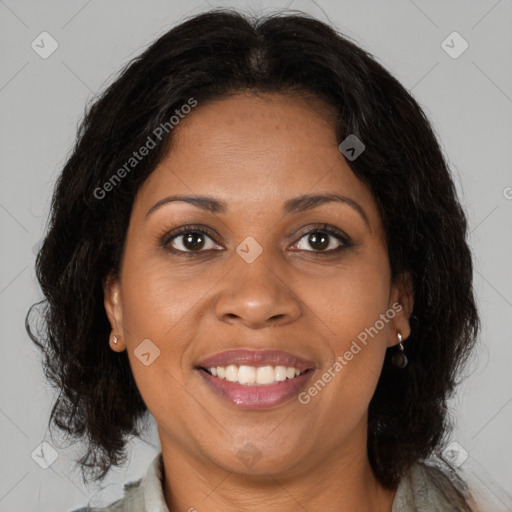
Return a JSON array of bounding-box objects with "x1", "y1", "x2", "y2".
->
[{"x1": 104, "y1": 92, "x2": 414, "y2": 512}]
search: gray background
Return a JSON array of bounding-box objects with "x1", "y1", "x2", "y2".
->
[{"x1": 1, "y1": 0, "x2": 511, "y2": 510}]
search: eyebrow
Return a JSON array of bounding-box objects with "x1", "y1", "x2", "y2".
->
[{"x1": 145, "y1": 193, "x2": 370, "y2": 228}]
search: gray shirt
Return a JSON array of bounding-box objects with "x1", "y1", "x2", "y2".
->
[{"x1": 71, "y1": 452, "x2": 474, "y2": 511}]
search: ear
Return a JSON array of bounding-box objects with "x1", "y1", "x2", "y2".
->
[
  {"x1": 103, "y1": 272, "x2": 126, "y2": 352},
  {"x1": 387, "y1": 271, "x2": 414, "y2": 348}
]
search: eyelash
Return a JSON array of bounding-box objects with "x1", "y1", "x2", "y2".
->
[{"x1": 161, "y1": 223, "x2": 352, "y2": 257}]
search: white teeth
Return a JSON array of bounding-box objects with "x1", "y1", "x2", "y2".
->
[
  {"x1": 206, "y1": 365, "x2": 304, "y2": 385},
  {"x1": 256, "y1": 366, "x2": 275, "y2": 385},
  {"x1": 274, "y1": 365, "x2": 287, "y2": 381},
  {"x1": 225, "y1": 364, "x2": 238, "y2": 382},
  {"x1": 238, "y1": 365, "x2": 256, "y2": 385}
]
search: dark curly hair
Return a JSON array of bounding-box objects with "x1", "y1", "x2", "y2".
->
[{"x1": 26, "y1": 7, "x2": 480, "y2": 496}]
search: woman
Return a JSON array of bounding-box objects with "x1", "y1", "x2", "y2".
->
[{"x1": 27, "y1": 8, "x2": 484, "y2": 511}]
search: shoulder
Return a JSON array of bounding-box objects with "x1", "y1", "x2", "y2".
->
[
  {"x1": 69, "y1": 478, "x2": 144, "y2": 512},
  {"x1": 393, "y1": 459, "x2": 474, "y2": 512}
]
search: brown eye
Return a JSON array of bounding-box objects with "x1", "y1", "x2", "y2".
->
[
  {"x1": 306, "y1": 232, "x2": 330, "y2": 251},
  {"x1": 179, "y1": 232, "x2": 206, "y2": 251},
  {"x1": 163, "y1": 227, "x2": 222, "y2": 254},
  {"x1": 290, "y1": 224, "x2": 352, "y2": 254}
]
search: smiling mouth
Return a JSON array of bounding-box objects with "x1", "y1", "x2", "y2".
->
[{"x1": 198, "y1": 365, "x2": 313, "y2": 386}]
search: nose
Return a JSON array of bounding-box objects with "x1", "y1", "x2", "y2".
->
[{"x1": 213, "y1": 248, "x2": 302, "y2": 329}]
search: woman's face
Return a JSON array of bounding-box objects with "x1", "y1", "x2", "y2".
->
[{"x1": 104, "y1": 92, "x2": 413, "y2": 478}]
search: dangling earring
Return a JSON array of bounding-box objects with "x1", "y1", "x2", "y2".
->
[{"x1": 392, "y1": 332, "x2": 408, "y2": 368}]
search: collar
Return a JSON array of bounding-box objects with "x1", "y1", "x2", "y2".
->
[{"x1": 141, "y1": 451, "x2": 169, "y2": 512}]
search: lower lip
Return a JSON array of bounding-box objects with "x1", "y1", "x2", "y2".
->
[{"x1": 197, "y1": 369, "x2": 314, "y2": 409}]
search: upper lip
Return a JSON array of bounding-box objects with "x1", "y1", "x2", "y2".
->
[{"x1": 196, "y1": 349, "x2": 316, "y2": 372}]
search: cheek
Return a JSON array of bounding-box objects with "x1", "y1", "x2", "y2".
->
[
  {"x1": 299, "y1": 254, "x2": 391, "y2": 404},
  {"x1": 120, "y1": 252, "x2": 200, "y2": 336},
  {"x1": 300, "y1": 254, "x2": 391, "y2": 345},
  {"x1": 118, "y1": 261, "x2": 195, "y2": 414},
  {"x1": 117, "y1": 248, "x2": 222, "y2": 408}
]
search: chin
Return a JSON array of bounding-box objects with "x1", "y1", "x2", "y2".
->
[{"x1": 208, "y1": 440, "x2": 306, "y2": 477}]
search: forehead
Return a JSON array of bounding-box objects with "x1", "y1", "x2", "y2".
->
[
  {"x1": 170, "y1": 92, "x2": 338, "y2": 163},
  {"x1": 134, "y1": 93, "x2": 381, "y2": 231}
]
